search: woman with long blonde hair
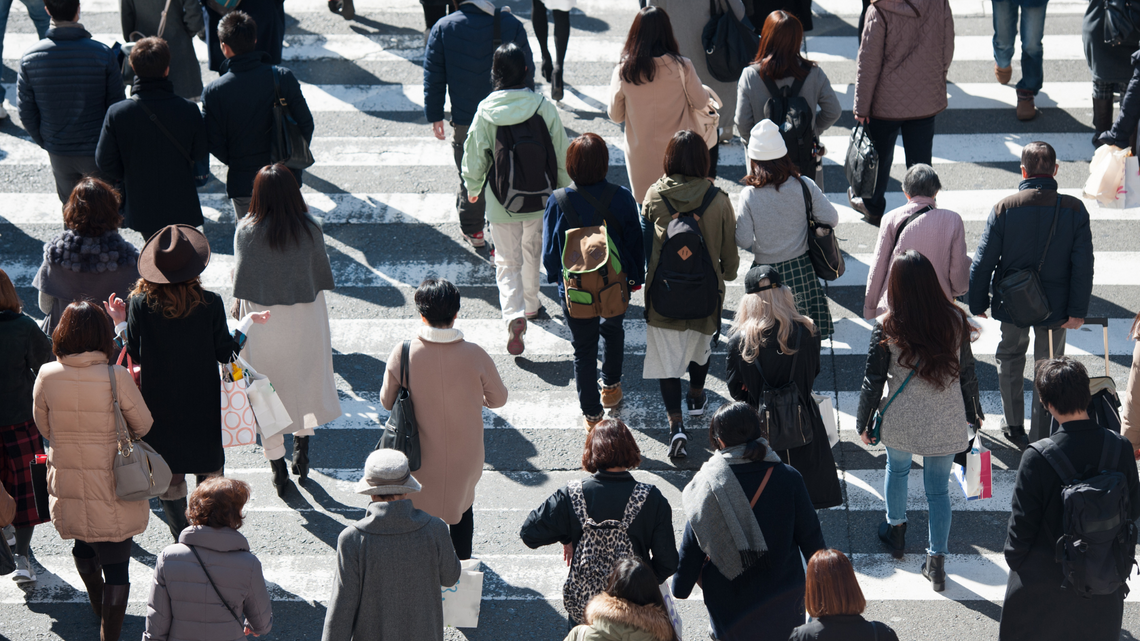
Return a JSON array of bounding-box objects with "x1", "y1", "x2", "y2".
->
[{"x1": 725, "y1": 265, "x2": 840, "y2": 508}]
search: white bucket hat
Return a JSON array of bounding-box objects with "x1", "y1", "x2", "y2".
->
[
  {"x1": 747, "y1": 119, "x2": 788, "y2": 161},
  {"x1": 353, "y1": 449, "x2": 422, "y2": 496}
]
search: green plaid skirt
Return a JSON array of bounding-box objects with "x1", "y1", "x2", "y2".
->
[{"x1": 761, "y1": 252, "x2": 834, "y2": 339}]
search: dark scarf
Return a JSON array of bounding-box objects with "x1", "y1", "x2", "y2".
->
[{"x1": 44, "y1": 229, "x2": 138, "y2": 274}]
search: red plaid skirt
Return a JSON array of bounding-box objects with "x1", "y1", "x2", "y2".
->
[{"x1": 1, "y1": 420, "x2": 49, "y2": 528}]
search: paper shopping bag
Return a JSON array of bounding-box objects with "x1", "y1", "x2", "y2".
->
[
  {"x1": 952, "y1": 441, "x2": 992, "y2": 500},
  {"x1": 237, "y1": 357, "x2": 294, "y2": 439},
  {"x1": 443, "y1": 559, "x2": 483, "y2": 628},
  {"x1": 812, "y1": 393, "x2": 839, "y2": 448},
  {"x1": 1125, "y1": 155, "x2": 1140, "y2": 209},
  {"x1": 220, "y1": 362, "x2": 257, "y2": 447},
  {"x1": 660, "y1": 581, "x2": 683, "y2": 641},
  {"x1": 1084, "y1": 144, "x2": 1129, "y2": 208}
]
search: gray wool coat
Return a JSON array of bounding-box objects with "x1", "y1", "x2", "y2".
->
[
  {"x1": 121, "y1": 0, "x2": 204, "y2": 99},
  {"x1": 322, "y1": 499, "x2": 462, "y2": 641},
  {"x1": 143, "y1": 526, "x2": 273, "y2": 641}
]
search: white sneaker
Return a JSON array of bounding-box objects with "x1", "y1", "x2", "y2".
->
[
  {"x1": 2, "y1": 525, "x2": 13, "y2": 547},
  {"x1": 0, "y1": 104, "x2": 9, "y2": 121},
  {"x1": 11, "y1": 555, "x2": 35, "y2": 584}
]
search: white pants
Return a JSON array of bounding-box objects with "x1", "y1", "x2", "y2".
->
[{"x1": 490, "y1": 219, "x2": 542, "y2": 322}]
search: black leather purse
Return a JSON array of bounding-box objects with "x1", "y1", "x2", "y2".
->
[
  {"x1": 994, "y1": 198, "x2": 1060, "y2": 328},
  {"x1": 845, "y1": 123, "x2": 879, "y2": 200},
  {"x1": 270, "y1": 66, "x2": 315, "y2": 170},
  {"x1": 375, "y1": 340, "x2": 421, "y2": 470},
  {"x1": 797, "y1": 176, "x2": 845, "y2": 281}
]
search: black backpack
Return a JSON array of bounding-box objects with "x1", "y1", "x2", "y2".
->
[
  {"x1": 487, "y1": 97, "x2": 558, "y2": 214},
  {"x1": 1029, "y1": 432, "x2": 1138, "y2": 597},
  {"x1": 762, "y1": 65, "x2": 816, "y2": 178},
  {"x1": 755, "y1": 325, "x2": 814, "y2": 451},
  {"x1": 701, "y1": 0, "x2": 760, "y2": 83},
  {"x1": 648, "y1": 186, "x2": 721, "y2": 321}
]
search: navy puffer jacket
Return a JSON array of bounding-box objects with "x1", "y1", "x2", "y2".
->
[{"x1": 17, "y1": 26, "x2": 124, "y2": 155}]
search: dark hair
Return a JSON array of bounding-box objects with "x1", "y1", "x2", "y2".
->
[
  {"x1": 129, "y1": 37, "x2": 170, "y2": 79},
  {"x1": 709, "y1": 402, "x2": 770, "y2": 460},
  {"x1": 742, "y1": 156, "x2": 799, "y2": 189},
  {"x1": 44, "y1": 0, "x2": 78, "y2": 21},
  {"x1": 582, "y1": 419, "x2": 641, "y2": 473},
  {"x1": 566, "y1": 133, "x2": 609, "y2": 186},
  {"x1": 663, "y1": 130, "x2": 709, "y2": 179},
  {"x1": 1035, "y1": 357, "x2": 1091, "y2": 416},
  {"x1": 754, "y1": 11, "x2": 812, "y2": 81},
  {"x1": 605, "y1": 558, "x2": 677, "y2": 638},
  {"x1": 64, "y1": 177, "x2": 123, "y2": 237},
  {"x1": 491, "y1": 43, "x2": 528, "y2": 91},
  {"x1": 218, "y1": 11, "x2": 258, "y2": 55},
  {"x1": 619, "y1": 7, "x2": 682, "y2": 85},
  {"x1": 187, "y1": 477, "x2": 251, "y2": 530},
  {"x1": 881, "y1": 251, "x2": 973, "y2": 387},
  {"x1": 247, "y1": 164, "x2": 315, "y2": 251},
  {"x1": 414, "y1": 278, "x2": 461, "y2": 327},
  {"x1": 52, "y1": 301, "x2": 115, "y2": 360},
  {"x1": 1021, "y1": 141, "x2": 1056, "y2": 176},
  {"x1": 0, "y1": 268, "x2": 20, "y2": 313},
  {"x1": 805, "y1": 549, "x2": 866, "y2": 617}
]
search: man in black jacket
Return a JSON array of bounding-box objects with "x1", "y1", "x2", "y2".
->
[
  {"x1": 96, "y1": 38, "x2": 207, "y2": 241},
  {"x1": 968, "y1": 141, "x2": 1094, "y2": 446},
  {"x1": 16, "y1": 0, "x2": 123, "y2": 203},
  {"x1": 203, "y1": 10, "x2": 313, "y2": 219}
]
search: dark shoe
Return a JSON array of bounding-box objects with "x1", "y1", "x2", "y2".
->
[
  {"x1": 100, "y1": 584, "x2": 129, "y2": 641},
  {"x1": 74, "y1": 556, "x2": 104, "y2": 618},
  {"x1": 922, "y1": 553, "x2": 946, "y2": 592},
  {"x1": 160, "y1": 498, "x2": 189, "y2": 542},
  {"x1": 551, "y1": 67, "x2": 564, "y2": 102},
  {"x1": 270, "y1": 457, "x2": 291, "y2": 498},
  {"x1": 291, "y1": 435, "x2": 310, "y2": 483},
  {"x1": 1002, "y1": 423, "x2": 1028, "y2": 449},
  {"x1": 847, "y1": 187, "x2": 881, "y2": 225},
  {"x1": 668, "y1": 413, "x2": 687, "y2": 459},
  {"x1": 541, "y1": 54, "x2": 553, "y2": 83},
  {"x1": 1093, "y1": 97, "x2": 1114, "y2": 147},
  {"x1": 327, "y1": 0, "x2": 341, "y2": 12},
  {"x1": 686, "y1": 391, "x2": 708, "y2": 416},
  {"x1": 339, "y1": 0, "x2": 354, "y2": 19},
  {"x1": 877, "y1": 521, "x2": 906, "y2": 552}
]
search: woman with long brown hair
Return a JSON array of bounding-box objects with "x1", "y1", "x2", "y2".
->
[
  {"x1": 735, "y1": 10, "x2": 840, "y2": 180},
  {"x1": 854, "y1": 250, "x2": 981, "y2": 592},
  {"x1": 232, "y1": 164, "x2": 340, "y2": 497}
]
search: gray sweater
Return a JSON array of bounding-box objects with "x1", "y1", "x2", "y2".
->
[
  {"x1": 735, "y1": 176, "x2": 839, "y2": 264},
  {"x1": 735, "y1": 65, "x2": 841, "y2": 144},
  {"x1": 232, "y1": 214, "x2": 335, "y2": 307},
  {"x1": 322, "y1": 499, "x2": 462, "y2": 641}
]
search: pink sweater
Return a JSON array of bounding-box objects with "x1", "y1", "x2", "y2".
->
[{"x1": 863, "y1": 195, "x2": 971, "y2": 318}]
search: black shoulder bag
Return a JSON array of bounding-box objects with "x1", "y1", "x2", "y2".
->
[
  {"x1": 375, "y1": 340, "x2": 421, "y2": 470},
  {"x1": 187, "y1": 545, "x2": 245, "y2": 630},
  {"x1": 270, "y1": 66, "x2": 315, "y2": 170},
  {"x1": 798, "y1": 176, "x2": 845, "y2": 281},
  {"x1": 993, "y1": 197, "x2": 1060, "y2": 328},
  {"x1": 755, "y1": 326, "x2": 814, "y2": 451}
]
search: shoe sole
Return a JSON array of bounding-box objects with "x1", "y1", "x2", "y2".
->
[
  {"x1": 688, "y1": 400, "x2": 707, "y2": 416},
  {"x1": 668, "y1": 442, "x2": 687, "y2": 458},
  {"x1": 507, "y1": 318, "x2": 526, "y2": 356},
  {"x1": 12, "y1": 574, "x2": 35, "y2": 584}
]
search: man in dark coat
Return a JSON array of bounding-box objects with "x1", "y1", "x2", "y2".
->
[
  {"x1": 203, "y1": 0, "x2": 284, "y2": 72},
  {"x1": 121, "y1": 0, "x2": 204, "y2": 99},
  {"x1": 16, "y1": 0, "x2": 124, "y2": 203},
  {"x1": 423, "y1": 0, "x2": 534, "y2": 248},
  {"x1": 999, "y1": 358, "x2": 1140, "y2": 641},
  {"x1": 968, "y1": 141, "x2": 1094, "y2": 446},
  {"x1": 203, "y1": 10, "x2": 313, "y2": 219},
  {"x1": 97, "y1": 37, "x2": 207, "y2": 241}
]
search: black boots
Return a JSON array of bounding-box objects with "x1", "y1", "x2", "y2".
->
[
  {"x1": 540, "y1": 53, "x2": 553, "y2": 83},
  {"x1": 160, "y1": 498, "x2": 189, "y2": 542},
  {"x1": 922, "y1": 553, "x2": 946, "y2": 592},
  {"x1": 101, "y1": 584, "x2": 129, "y2": 641},
  {"x1": 1092, "y1": 97, "x2": 1115, "y2": 147},
  {"x1": 551, "y1": 66, "x2": 564, "y2": 101},
  {"x1": 270, "y1": 457, "x2": 291, "y2": 498},
  {"x1": 1003, "y1": 423, "x2": 1028, "y2": 450},
  {"x1": 878, "y1": 521, "x2": 906, "y2": 553},
  {"x1": 74, "y1": 555, "x2": 104, "y2": 617},
  {"x1": 291, "y1": 435, "x2": 310, "y2": 484},
  {"x1": 667, "y1": 413, "x2": 687, "y2": 459}
]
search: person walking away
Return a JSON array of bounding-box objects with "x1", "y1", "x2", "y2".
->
[
  {"x1": 203, "y1": 0, "x2": 284, "y2": 72},
  {"x1": 999, "y1": 358, "x2": 1140, "y2": 641},
  {"x1": 1084, "y1": 0, "x2": 1136, "y2": 140},
  {"x1": 33, "y1": 302, "x2": 153, "y2": 641},
  {"x1": 0, "y1": 269, "x2": 52, "y2": 586},
  {"x1": 424, "y1": 0, "x2": 534, "y2": 248},
  {"x1": 17, "y1": 0, "x2": 124, "y2": 204},
  {"x1": 564, "y1": 558, "x2": 679, "y2": 641},
  {"x1": 673, "y1": 402, "x2": 826, "y2": 641},
  {"x1": 1096, "y1": 51, "x2": 1140, "y2": 149},
  {"x1": 120, "y1": 0, "x2": 203, "y2": 99},
  {"x1": 33, "y1": 178, "x2": 139, "y2": 336},
  {"x1": 104, "y1": 224, "x2": 269, "y2": 541},
  {"x1": 0, "y1": 0, "x2": 47, "y2": 118},
  {"x1": 991, "y1": 0, "x2": 1046, "y2": 120},
  {"x1": 726, "y1": 265, "x2": 841, "y2": 509},
  {"x1": 232, "y1": 164, "x2": 341, "y2": 498},
  {"x1": 203, "y1": 10, "x2": 313, "y2": 219},
  {"x1": 462, "y1": 43, "x2": 570, "y2": 355},
  {"x1": 735, "y1": 11, "x2": 840, "y2": 181},
  {"x1": 849, "y1": 0, "x2": 953, "y2": 225},
  {"x1": 143, "y1": 477, "x2": 273, "y2": 641},
  {"x1": 532, "y1": 0, "x2": 573, "y2": 100},
  {"x1": 380, "y1": 278, "x2": 507, "y2": 560},
  {"x1": 321, "y1": 449, "x2": 461, "y2": 641},
  {"x1": 734, "y1": 119, "x2": 837, "y2": 338},
  {"x1": 1121, "y1": 311, "x2": 1140, "y2": 456},
  {"x1": 856, "y1": 251, "x2": 981, "y2": 591},
  {"x1": 968, "y1": 141, "x2": 1094, "y2": 446},
  {"x1": 863, "y1": 164, "x2": 969, "y2": 319},
  {"x1": 643, "y1": 130, "x2": 739, "y2": 459},
  {"x1": 96, "y1": 38, "x2": 207, "y2": 240},
  {"x1": 789, "y1": 549, "x2": 900, "y2": 641},
  {"x1": 542, "y1": 133, "x2": 645, "y2": 430},
  {"x1": 521, "y1": 419, "x2": 678, "y2": 626},
  {"x1": 608, "y1": 7, "x2": 715, "y2": 202}
]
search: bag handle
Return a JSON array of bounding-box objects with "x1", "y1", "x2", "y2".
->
[
  {"x1": 749, "y1": 466, "x2": 774, "y2": 508},
  {"x1": 131, "y1": 96, "x2": 193, "y2": 166},
  {"x1": 156, "y1": 0, "x2": 173, "y2": 38},
  {"x1": 400, "y1": 340, "x2": 411, "y2": 390},
  {"x1": 797, "y1": 175, "x2": 815, "y2": 226},
  {"x1": 187, "y1": 544, "x2": 245, "y2": 629},
  {"x1": 1035, "y1": 197, "x2": 1062, "y2": 275},
  {"x1": 107, "y1": 365, "x2": 134, "y2": 457},
  {"x1": 271, "y1": 66, "x2": 287, "y2": 108},
  {"x1": 888, "y1": 205, "x2": 933, "y2": 255}
]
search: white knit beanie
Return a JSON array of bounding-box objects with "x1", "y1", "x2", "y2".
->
[{"x1": 747, "y1": 119, "x2": 788, "y2": 161}]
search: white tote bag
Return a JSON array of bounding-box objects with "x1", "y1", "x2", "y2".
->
[
  {"x1": 1084, "y1": 144, "x2": 1129, "y2": 208},
  {"x1": 812, "y1": 393, "x2": 839, "y2": 448},
  {"x1": 443, "y1": 559, "x2": 484, "y2": 628},
  {"x1": 1124, "y1": 155, "x2": 1140, "y2": 209},
  {"x1": 237, "y1": 356, "x2": 294, "y2": 439},
  {"x1": 660, "y1": 581, "x2": 683, "y2": 641}
]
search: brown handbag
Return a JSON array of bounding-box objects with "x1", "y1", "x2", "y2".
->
[{"x1": 0, "y1": 482, "x2": 15, "y2": 528}]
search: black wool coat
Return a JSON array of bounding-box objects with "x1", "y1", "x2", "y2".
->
[
  {"x1": 125, "y1": 291, "x2": 240, "y2": 474},
  {"x1": 999, "y1": 420, "x2": 1140, "y2": 641},
  {"x1": 97, "y1": 77, "x2": 207, "y2": 241},
  {"x1": 203, "y1": 0, "x2": 285, "y2": 72},
  {"x1": 789, "y1": 615, "x2": 899, "y2": 641},
  {"x1": 1084, "y1": 0, "x2": 1135, "y2": 83},
  {"x1": 0, "y1": 312, "x2": 53, "y2": 426}
]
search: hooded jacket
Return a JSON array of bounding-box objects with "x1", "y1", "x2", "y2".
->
[
  {"x1": 854, "y1": 0, "x2": 954, "y2": 121},
  {"x1": 0, "y1": 311, "x2": 53, "y2": 426},
  {"x1": 461, "y1": 88, "x2": 571, "y2": 223},
  {"x1": 565, "y1": 593, "x2": 677, "y2": 641}
]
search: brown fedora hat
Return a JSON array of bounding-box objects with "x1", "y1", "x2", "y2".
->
[{"x1": 139, "y1": 225, "x2": 211, "y2": 284}]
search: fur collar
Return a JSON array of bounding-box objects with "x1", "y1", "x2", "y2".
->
[
  {"x1": 585, "y1": 593, "x2": 674, "y2": 641},
  {"x1": 44, "y1": 229, "x2": 138, "y2": 274}
]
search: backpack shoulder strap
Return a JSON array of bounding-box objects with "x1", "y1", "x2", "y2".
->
[
  {"x1": 553, "y1": 188, "x2": 582, "y2": 229},
  {"x1": 1029, "y1": 437, "x2": 1080, "y2": 485},
  {"x1": 620, "y1": 482, "x2": 652, "y2": 528},
  {"x1": 567, "y1": 479, "x2": 590, "y2": 525},
  {"x1": 1099, "y1": 430, "x2": 1123, "y2": 473},
  {"x1": 492, "y1": 7, "x2": 502, "y2": 47},
  {"x1": 760, "y1": 74, "x2": 783, "y2": 98},
  {"x1": 574, "y1": 183, "x2": 623, "y2": 240},
  {"x1": 400, "y1": 340, "x2": 411, "y2": 389},
  {"x1": 693, "y1": 185, "x2": 721, "y2": 218},
  {"x1": 788, "y1": 63, "x2": 809, "y2": 97}
]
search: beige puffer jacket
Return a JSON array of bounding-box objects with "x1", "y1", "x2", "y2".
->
[
  {"x1": 854, "y1": 0, "x2": 954, "y2": 121},
  {"x1": 33, "y1": 352, "x2": 154, "y2": 542}
]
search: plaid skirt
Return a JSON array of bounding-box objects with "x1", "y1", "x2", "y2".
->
[
  {"x1": 765, "y1": 253, "x2": 834, "y2": 339},
  {"x1": 0, "y1": 420, "x2": 48, "y2": 529}
]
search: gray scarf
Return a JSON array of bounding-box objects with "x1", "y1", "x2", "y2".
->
[{"x1": 681, "y1": 441, "x2": 782, "y2": 580}]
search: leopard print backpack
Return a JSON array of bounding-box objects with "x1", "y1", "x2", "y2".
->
[{"x1": 562, "y1": 479, "x2": 652, "y2": 623}]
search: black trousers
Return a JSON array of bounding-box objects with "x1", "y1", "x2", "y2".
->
[
  {"x1": 450, "y1": 506, "x2": 474, "y2": 560},
  {"x1": 865, "y1": 115, "x2": 936, "y2": 218}
]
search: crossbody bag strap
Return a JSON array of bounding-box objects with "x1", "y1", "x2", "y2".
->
[
  {"x1": 187, "y1": 545, "x2": 245, "y2": 628},
  {"x1": 1036, "y1": 197, "x2": 1062, "y2": 274},
  {"x1": 889, "y1": 205, "x2": 933, "y2": 255},
  {"x1": 880, "y1": 364, "x2": 917, "y2": 416},
  {"x1": 749, "y1": 466, "x2": 775, "y2": 508},
  {"x1": 156, "y1": 0, "x2": 173, "y2": 38},
  {"x1": 131, "y1": 96, "x2": 193, "y2": 166},
  {"x1": 400, "y1": 340, "x2": 411, "y2": 389}
]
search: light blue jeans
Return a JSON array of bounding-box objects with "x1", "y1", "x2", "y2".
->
[
  {"x1": 884, "y1": 446, "x2": 955, "y2": 556},
  {"x1": 0, "y1": 0, "x2": 49, "y2": 103},
  {"x1": 992, "y1": 0, "x2": 1046, "y2": 94}
]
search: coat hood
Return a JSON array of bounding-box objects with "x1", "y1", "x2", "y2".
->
[
  {"x1": 584, "y1": 593, "x2": 675, "y2": 641},
  {"x1": 653, "y1": 174, "x2": 714, "y2": 211},
  {"x1": 179, "y1": 525, "x2": 252, "y2": 552},
  {"x1": 870, "y1": 0, "x2": 921, "y2": 17},
  {"x1": 354, "y1": 499, "x2": 435, "y2": 535},
  {"x1": 477, "y1": 89, "x2": 546, "y2": 126}
]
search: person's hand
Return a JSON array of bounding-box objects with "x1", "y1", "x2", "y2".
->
[
  {"x1": 468, "y1": 195, "x2": 479, "y2": 204},
  {"x1": 244, "y1": 626, "x2": 259, "y2": 637},
  {"x1": 562, "y1": 543, "x2": 573, "y2": 566},
  {"x1": 250, "y1": 311, "x2": 271, "y2": 324},
  {"x1": 1061, "y1": 317, "x2": 1084, "y2": 330},
  {"x1": 431, "y1": 121, "x2": 446, "y2": 141},
  {"x1": 630, "y1": 285, "x2": 641, "y2": 293},
  {"x1": 854, "y1": 115, "x2": 869, "y2": 124},
  {"x1": 975, "y1": 312, "x2": 987, "y2": 319},
  {"x1": 860, "y1": 431, "x2": 874, "y2": 445},
  {"x1": 104, "y1": 293, "x2": 127, "y2": 324}
]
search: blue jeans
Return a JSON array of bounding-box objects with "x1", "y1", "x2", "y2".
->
[
  {"x1": 992, "y1": 0, "x2": 1046, "y2": 94},
  {"x1": 561, "y1": 300, "x2": 625, "y2": 417},
  {"x1": 0, "y1": 0, "x2": 48, "y2": 103},
  {"x1": 884, "y1": 446, "x2": 955, "y2": 556}
]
